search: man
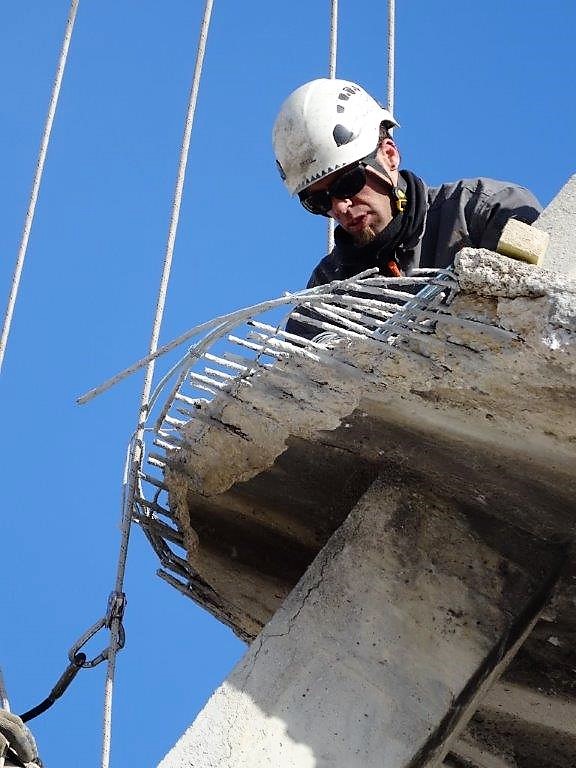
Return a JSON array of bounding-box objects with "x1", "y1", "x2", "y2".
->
[{"x1": 272, "y1": 78, "x2": 542, "y2": 339}]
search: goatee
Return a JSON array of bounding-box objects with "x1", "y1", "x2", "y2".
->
[{"x1": 353, "y1": 224, "x2": 377, "y2": 246}]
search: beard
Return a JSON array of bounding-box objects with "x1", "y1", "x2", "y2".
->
[{"x1": 352, "y1": 223, "x2": 377, "y2": 245}]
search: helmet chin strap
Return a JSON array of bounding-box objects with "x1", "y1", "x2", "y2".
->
[{"x1": 362, "y1": 149, "x2": 407, "y2": 213}]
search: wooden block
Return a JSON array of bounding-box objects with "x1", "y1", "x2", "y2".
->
[{"x1": 496, "y1": 219, "x2": 550, "y2": 265}]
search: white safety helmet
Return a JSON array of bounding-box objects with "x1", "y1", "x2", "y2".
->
[{"x1": 273, "y1": 78, "x2": 398, "y2": 196}]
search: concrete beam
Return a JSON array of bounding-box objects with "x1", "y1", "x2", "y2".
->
[
  {"x1": 448, "y1": 679, "x2": 576, "y2": 768},
  {"x1": 481, "y1": 680, "x2": 576, "y2": 736},
  {"x1": 158, "y1": 479, "x2": 564, "y2": 768}
]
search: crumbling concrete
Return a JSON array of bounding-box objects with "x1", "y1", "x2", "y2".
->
[{"x1": 163, "y1": 250, "x2": 576, "y2": 639}]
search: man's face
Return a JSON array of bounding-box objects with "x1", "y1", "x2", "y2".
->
[
  {"x1": 307, "y1": 167, "x2": 395, "y2": 244},
  {"x1": 299, "y1": 139, "x2": 401, "y2": 245}
]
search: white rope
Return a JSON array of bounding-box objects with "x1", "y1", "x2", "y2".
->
[
  {"x1": 99, "y1": 2, "x2": 215, "y2": 766},
  {"x1": 328, "y1": 0, "x2": 338, "y2": 79},
  {"x1": 327, "y1": 0, "x2": 338, "y2": 253},
  {"x1": 387, "y1": 0, "x2": 396, "y2": 122},
  {"x1": 0, "y1": 0, "x2": 80, "y2": 374},
  {"x1": 0, "y1": 0, "x2": 79, "y2": 728}
]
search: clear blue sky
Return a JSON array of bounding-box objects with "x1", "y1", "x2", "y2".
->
[{"x1": 0, "y1": 2, "x2": 574, "y2": 765}]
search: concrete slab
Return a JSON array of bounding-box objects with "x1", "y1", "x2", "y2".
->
[{"x1": 162, "y1": 249, "x2": 576, "y2": 640}]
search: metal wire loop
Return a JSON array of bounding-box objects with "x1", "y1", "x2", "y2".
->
[{"x1": 68, "y1": 616, "x2": 107, "y2": 666}]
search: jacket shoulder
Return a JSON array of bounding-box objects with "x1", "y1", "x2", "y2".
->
[
  {"x1": 428, "y1": 177, "x2": 540, "y2": 208},
  {"x1": 423, "y1": 177, "x2": 542, "y2": 261}
]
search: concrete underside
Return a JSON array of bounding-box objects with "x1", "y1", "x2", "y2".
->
[
  {"x1": 173, "y1": 405, "x2": 575, "y2": 640},
  {"x1": 160, "y1": 250, "x2": 576, "y2": 767}
]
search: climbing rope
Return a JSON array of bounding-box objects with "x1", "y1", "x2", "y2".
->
[
  {"x1": 387, "y1": 0, "x2": 396, "y2": 121},
  {"x1": 0, "y1": 0, "x2": 80, "y2": 374},
  {"x1": 99, "y1": 2, "x2": 215, "y2": 766},
  {"x1": 328, "y1": 0, "x2": 338, "y2": 79},
  {"x1": 2, "y1": 1, "x2": 397, "y2": 762},
  {"x1": 325, "y1": 0, "x2": 396, "y2": 251},
  {"x1": 0, "y1": 0, "x2": 81, "y2": 735},
  {"x1": 327, "y1": 0, "x2": 338, "y2": 253}
]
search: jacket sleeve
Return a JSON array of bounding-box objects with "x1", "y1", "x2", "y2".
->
[
  {"x1": 472, "y1": 183, "x2": 542, "y2": 252},
  {"x1": 285, "y1": 310, "x2": 324, "y2": 340}
]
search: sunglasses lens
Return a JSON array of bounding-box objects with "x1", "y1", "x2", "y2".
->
[
  {"x1": 301, "y1": 191, "x2": 332, "y2": 216},
  {"x1": 299, "y1": 165, "x2": 367, "y2": 216},
  {"x1": 330, "y1": 165, "x2": 367, "y2": 199}
]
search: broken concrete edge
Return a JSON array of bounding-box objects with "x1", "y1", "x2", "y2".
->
[
  {"x1": 163, "y1": 248, "x2": 575, "y2": 508},
  {"x1": 155, "y1": 246, "x2": 575, "y2": 646},
  {"x1": 454, "y1": 247, "x2": 576, "y2": 308}
]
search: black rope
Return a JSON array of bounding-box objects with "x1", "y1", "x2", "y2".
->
[{"x1": 19, "y1": 653, "x2": 86, "y2": 723}]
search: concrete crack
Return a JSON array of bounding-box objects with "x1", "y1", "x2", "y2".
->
[{"x1": 240, "y1": 520, "x2": 356, "y2": 695}]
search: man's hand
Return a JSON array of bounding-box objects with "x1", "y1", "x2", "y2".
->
[{"x1": 0, "y1": 710, "x2": 41, "y2": 767}]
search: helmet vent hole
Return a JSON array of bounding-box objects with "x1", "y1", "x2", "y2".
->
[{"x1": 333, "y1": 124, "x2": 355, "y2": 147}]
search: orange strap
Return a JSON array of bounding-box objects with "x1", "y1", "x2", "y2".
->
[{"x1": 386, "y1": 259, "x2": 403, "y2": 278}]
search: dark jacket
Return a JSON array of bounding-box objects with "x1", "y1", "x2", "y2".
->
[{"x1": 287, "y1": 177, "x2": 541, "y2": 338}]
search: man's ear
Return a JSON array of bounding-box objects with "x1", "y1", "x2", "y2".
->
[{"x1": 378, "y1": 137, "x2": 401, "y2": 172}]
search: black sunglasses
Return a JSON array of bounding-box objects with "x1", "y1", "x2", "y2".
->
[{"x1": 299, "y1": 163, "x2": 368, "y2": 216}]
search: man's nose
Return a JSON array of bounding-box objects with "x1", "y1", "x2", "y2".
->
[{"x1": 330, "y1": 197, "x2": 352, "y2": 217}]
